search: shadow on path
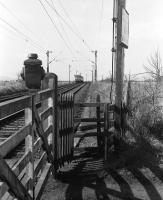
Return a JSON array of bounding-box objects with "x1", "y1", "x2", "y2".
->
[
  {"x1": 128, "y1": 168, "x2": 162, "y2": 200},
  {"x1": 56, "y1": 125, "x2": 163, "y2": 200},
  {"x1": 57, "y1": 150, "x2": 141, "y2": 200},
  {"x1": 107, "y1": 168, "x2": 134, "y2": 198}
]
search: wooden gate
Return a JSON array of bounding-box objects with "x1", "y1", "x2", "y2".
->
[
  {"x1": 0, "y1": 75, "x2": 58, "y2": 200},
  {"x1": 74, "y1": 95, "x2": 116, "y2": 160},
  {"x1": 57, "y1": 93, "x2": 74, "y2": 167}
]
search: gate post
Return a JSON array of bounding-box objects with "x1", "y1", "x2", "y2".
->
[
  {"x1": 104, "y1": 104, "x2": 108, "y2": 161},
  {"x1": 53, "y1": 74, "x2": 58, "y2": 173},
  {"x1": 25, "y1": 95, "x2": 34, "y2": 198},
  {"x1": 46, "y1": 73, "x2": 58, "y2": 174}
]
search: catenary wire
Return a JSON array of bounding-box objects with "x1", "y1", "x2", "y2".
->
[
  {"x1": 0, "y1": 17, "x2": 46, "y2": 53},
  {"x1": 50, "y1": 0, "x2": 75, "y2": 53},
  {"x1": 0, "y1": 22, "x2": 45, "y2": 53},
  {"x1": 44, "y1": 0, "x2": 93, "y2": 52},
  {"x1": 38, "y1": 0, "x2": 77, "y2": 59},
  {"x1": 56, "y1": 0, "x2": 92, "y2": 52},
  {"x1": 0, "y1": 1, "x2": 47, "y2": 51},
  {"x1": 95, "y1": 0, "x2": 104, "y2": 50}
]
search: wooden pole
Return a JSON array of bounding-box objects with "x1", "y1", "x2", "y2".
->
[
  {"x1": 92, "y1": 69, "x2": 93, "y2": 83},
  {"x1": 95, "y1": 50, "x2": 97, "y2": 81},
  {"x1": 46, "y1": 50, "x2": 52, "y2": 73},
  {"x1": 115, "y1": 0, "x2": 126, "y2": 136},
  {"x1": 45, "y1": 73, "x2": 58, "y2": 175},
  {"x1": 53, "y1": 74, "x2": 58, "y2": 173},
  {"x1": 46, "y1": 50, "x2": 50, "y2": 73},
  {"x1": 25, "y1": 95, "x2": 34, "y2": 198}
]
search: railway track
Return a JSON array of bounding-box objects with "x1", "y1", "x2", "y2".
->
[
  {"x1": 0, "y1": 83, "x2": 87, "y2": 163},
  {"x1": 0, "y1": 83, "x2": 81, "y2": 103},
  {"x1": 0, "y1": 81, "x2": 90, "y2": 200}
]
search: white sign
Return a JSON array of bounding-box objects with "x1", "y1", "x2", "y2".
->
[{"x1": 121, "y1": 8, "x2": 129, "y2": 48}]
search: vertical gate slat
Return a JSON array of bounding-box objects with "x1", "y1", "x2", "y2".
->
[
  {"x1": 64, "y1": 94, "x2": 67, "y2": 162},
  {"x1": 68, "y1": 94, "x2": 71, "y2": 156},
  {"x1": 65, "y1": 94, "x2": 67, "y2": 161},
  {"x1": 67, "y1": 95, "x2": 69, "y2": 158},
  {"x1": 64, "y1": 94, "x2": 67, "y2": 161},
  {"x1": 58, "y1": 95, "x2": 61, "y2": 163},
  {"x1": 71, "y1": 94, "x2": 74, "y2": 157},
  {"x1": 72, "y1": 94, "x2": 74, "y2": 156},
  {"x1": 63, "y1": 94, "x2": 66, "y2": 162},
  {"x1": 104, "y1": 104, "x2": 108, "y2": 161},
  {"x1": 96, "y1": 94, "x2": 101, "y2": 147},
  {"x1": 61, "y1": 95, "x2": 64, "y2": 163}
]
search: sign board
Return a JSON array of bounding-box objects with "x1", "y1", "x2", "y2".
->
[{"x1": 121, "y1": 8, "x2": 129, "y2": 48}]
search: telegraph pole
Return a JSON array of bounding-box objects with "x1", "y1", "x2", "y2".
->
[
  {"x1": 95, "y1": 50, "x2": 97, "y2": 81},
  {"x1": 91, "y1": 65, "x2": 94, "y2": 82},
  {"x1": 114, "y1": 0, "x2": 129, "y2": 136},
  {"x1": 92, "y1": 70, "x2": 93, "y2": 82},
  {"x1": 92, "y1": 50, "x2": 97, "y2": 82},
  {"x1": 46, "y1": 50, "x2": 52, "y2": 73},
  {"x1": 69, "y1": 65, "x2": 71, "y2": 83}
]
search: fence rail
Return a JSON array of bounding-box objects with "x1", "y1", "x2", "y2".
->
[
  {"x1": 0, "y1": 74, "x2": 60, "y2": 200},
  {"x1": 0, "y1": 75, "x2": 121, "y2": 199}
]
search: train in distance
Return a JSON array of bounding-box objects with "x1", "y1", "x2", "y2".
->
[{"x1": 74, "y1": 74, "x2": 84, "y2": 83}]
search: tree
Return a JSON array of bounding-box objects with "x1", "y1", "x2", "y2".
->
[
  {"x1": 144, "y1": 49, "x2": 162, "y2": 82},
  {"x1": 130, "y1": 49, "x2": 163, "y2": 137}
]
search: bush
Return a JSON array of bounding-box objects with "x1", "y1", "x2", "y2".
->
[
  {"x1": 0, "y1": 80, "x2": 27, "y2": 95},
  {"x1": 129, "y1": 80, "x2": 163, "y2": 138}
]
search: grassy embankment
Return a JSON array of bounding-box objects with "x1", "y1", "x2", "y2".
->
[{"x1": 0, "y1": 80, "x2": 27, "y2": 96}]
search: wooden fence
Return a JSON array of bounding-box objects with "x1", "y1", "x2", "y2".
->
[
  {"x1": 0, "y1": 73, "x2": 74, "y2": 200},
  {"x1": 57, "y1": 93, "x2": 74, "y2": 166},
  {"x1": 0, "y1": 74, "x2": 125, "y2": 199},
  {"x1": 73, "y1": 95, "x2": 117, "y2": 159},
  {"x1": 0, "y1": 87, "x2": 56, "y2": 199}
]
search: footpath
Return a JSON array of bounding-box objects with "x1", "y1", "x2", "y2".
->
[{"x1": 41, "y1": 82, "x2": 163, "y2": 200}]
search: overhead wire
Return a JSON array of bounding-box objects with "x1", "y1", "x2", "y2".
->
[
  {"x1": 0, "y1": 1, "x2": 47, "y2": 51},
  {"x1": 56, "y1": 0, "x2": 92, "y2": 52},
  {"x1": 44, "y1": 0, "x2": 93, "y2": 52},
  {"x1": 0, "y1": 22, "x2": 43, "y2": 52},
  {"x1": 95, "y1": 0, "x2": 104, "y2": 50},
  {"x1": 57, "y1": 0, "x2": 80, "y2": 33},
  {"x1": 38, "y1": 0, "x2": 77, "y2": 59},
  {"x1": 56, "y1": 0, "x2": 94, "y2": 61},
  {"x1": 50, "y1": 0, "x2": 74, "y2": 53},
  {"x1": 0, "y1": 17, "x2": 46, "y2": 53}
]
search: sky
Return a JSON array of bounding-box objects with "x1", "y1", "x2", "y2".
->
[{"x1": 0, "y1": 0, "x2": 163, "y2": 81}]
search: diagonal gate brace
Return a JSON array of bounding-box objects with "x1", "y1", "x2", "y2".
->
[
  {"x1": 33, "y1": 106, "x2": 55, "y2": 175},
  {"x1": 0, "y1": 155, "x2": 32, "y2": 200}
]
